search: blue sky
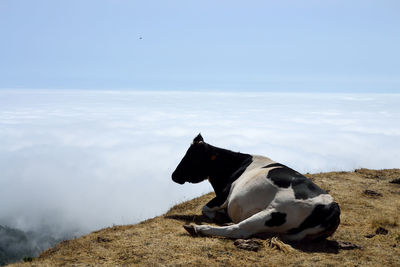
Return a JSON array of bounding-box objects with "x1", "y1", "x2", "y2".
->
[{"x1": 1, "y1": 0, "x2": 399, "y2": 92}]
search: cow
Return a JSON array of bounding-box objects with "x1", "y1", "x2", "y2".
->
[{"x1": 171, "y1": 134, "x2": 340, "y2": 241}]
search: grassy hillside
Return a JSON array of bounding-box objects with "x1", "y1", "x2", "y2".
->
[{"x1": 9, "y1": 169, "x2": 400, "y2": 266}]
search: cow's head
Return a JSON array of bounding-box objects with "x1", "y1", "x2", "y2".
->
[{"x1": 172, "y1": 134, "x2": 212, "y2": 184}]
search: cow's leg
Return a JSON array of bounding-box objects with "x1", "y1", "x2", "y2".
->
[{"x1": 185, "y1": 208, "x2": 284, "y2": 239}]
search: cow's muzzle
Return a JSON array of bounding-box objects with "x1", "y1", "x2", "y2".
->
[{"x1": 172, "y1": 172, "x2": 185, "y2": 184}]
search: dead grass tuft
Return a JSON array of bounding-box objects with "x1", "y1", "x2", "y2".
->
[{"x1": 267, "y1": 237, "x2": 295, "y2": 253}]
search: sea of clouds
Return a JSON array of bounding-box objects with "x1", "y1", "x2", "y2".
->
[{"x1": 0, "y1": 90, "x2": 399, "y2": 239}]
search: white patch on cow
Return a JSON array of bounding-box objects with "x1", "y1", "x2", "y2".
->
[
  {"x1": 271, "y1": 187, "x2": 296, "y2": 206},
  {"x1": 303, "y1": 193, "x2": 333, "y2": 206},
  {"x1": 226, "y1": 156, "x2": 276, "y2": 223}
]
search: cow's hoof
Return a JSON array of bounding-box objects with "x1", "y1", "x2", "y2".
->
[{"x1": 183, "y1": 224, "x2": 198, "y2": 236}]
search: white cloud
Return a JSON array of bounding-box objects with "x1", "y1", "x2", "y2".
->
[{"x1": 0, "y1": 90, "x2": 399, "y2": 239}]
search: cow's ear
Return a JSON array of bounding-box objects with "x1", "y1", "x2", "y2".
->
[{"x1": 193, "y1": 133, "x2": 204, "y2": 143}]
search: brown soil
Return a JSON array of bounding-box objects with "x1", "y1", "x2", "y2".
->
[{"x1": 9, "y1": 169, "x2": 400, "y2": 266}]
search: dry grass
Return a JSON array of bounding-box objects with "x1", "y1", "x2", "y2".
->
[{"x1": 9, "y1": 169, "x2": 400, "y2": 266}]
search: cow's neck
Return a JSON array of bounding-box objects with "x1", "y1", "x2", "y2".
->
[{"x1": 207, "y1": 145, "x2": 252, "y2": 196}]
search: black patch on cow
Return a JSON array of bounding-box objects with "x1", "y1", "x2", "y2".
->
[
  {"x1": 292, "y1": 177, "x2": 326, "y2": 200},
  {"x1": 266, "y1": 165, "x2": 326, "y2": 199},
  {"x1": 287, "y1": 202, "x2": 341, "y2": 240},
  {"x1": 265, "y1": 212, "x2": 287, "y2": 227},
  {"x1": 267, "y1": 166, "x2": 296, "y2": 188}
]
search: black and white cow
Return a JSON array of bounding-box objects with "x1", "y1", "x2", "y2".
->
[{"x1": 172, "y1": 134, "x2": 340, "y2": 241}]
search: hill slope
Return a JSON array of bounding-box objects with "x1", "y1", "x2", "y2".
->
[{"x1": 10, "y1": 169, "x2": 400, "y2": 266}]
